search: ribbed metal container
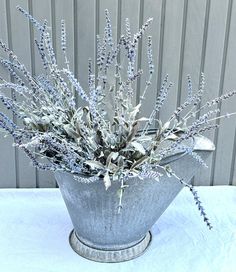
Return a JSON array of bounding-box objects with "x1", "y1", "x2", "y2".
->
[{"x1": 54, "y1": 136, "x2": 214, "y2": 262}]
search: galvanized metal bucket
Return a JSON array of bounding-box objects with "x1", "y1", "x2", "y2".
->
[{"x1": 54, "y1": 135, "x2": 214, "y2": 262}]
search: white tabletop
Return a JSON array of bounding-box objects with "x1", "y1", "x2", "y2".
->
[{"x1": 0, "y1": 186, "x2": 235, "y2": 272}]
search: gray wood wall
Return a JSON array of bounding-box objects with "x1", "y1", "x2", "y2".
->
[{"x1": 0, "y1": 0, "x2": 236, "y2": 188}]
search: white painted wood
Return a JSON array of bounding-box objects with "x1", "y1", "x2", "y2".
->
[
  {"x1": 0, "y1": 0, "x2": 235, "y2": 187},
  {"x1": 179, "y1": 0, "x2": 207, "y2": 186},
  {"x1": 194, "y1": 0, "x2": 230, "y2": 186},
  {"x1": 232, "y1": 127, "x2": 236, "y2": 186},
  {"x1": 32, "y1": 0, "x2": 56, "y2": 188},
  {"x1": 120, "y1": 0, "x2": 140, "y2": 106},
  {"x1": 8, "y1": 0, "x2": 36, "y2": 188},
  {"x1": 213, "y1": 0, "x2": 236, "y2": 186},
  {"x1": 139, "y1": 0, "x2": 162, "y2": 124},
  {"x1": 0, "y1": 0, "x2": 16, "y2": 188},
  {"x1": 98, "y1": 0, "x2": 118, "y2": 117},
  {"x1": 179, "y1": 0, "x2": 206, "y2": 108},
  {"x1": 54, "y1": 0, "x2": 75, "y2": 72},
  {"x1": 158, "y1": 0, "x2": 185, "y2": 123},
  {"x1": 75, "y1": 0, "x2": 96, "y2": 107}
]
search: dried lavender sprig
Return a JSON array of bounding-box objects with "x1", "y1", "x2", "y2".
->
[
  {"x1": 139, "y1": 163, "x2": 163, "y2": 181},
  {"x1": 44, "y1": 32, "x2": 57, "y2": 66},
  {"x1": 21, "y1": 145, "x2": 59, "y2": 171},
  {"x1": 141, "y1": 75, "x2": 172, "y2": 135},
  {"x1": 139, "y1": 74, "x2": 153, "y2": 107},
  {"x1": 73, "y1": 174, "x2": 99, "y2": 184},
  {"x1": 0, "y1": 82, "x2": 39, "y2": 110},
  {"x1": 206, "y1": 112, "x2": 236, "y2": 123},
  {"x1": 176, "y1": 145, "x2": 208, "y2": 168},
  {"x1": 0, "y1": 58, "x2": 25, "y2": 86},
  {"x1": 63, "y1": 69, "x2": 89, "y2": 101},
  {"x1": 0, "y1": 41, "x2": 40, "y2": 92},
  {"x1": 23, "y1": 131, "x2": 90, "y2": 173},
  {"x1": 88, "y1": 59, "x2": 94, "y2": 90},
  {"x1": 125, "y1": 18, "x2": 131, "y2": 44},
  {"x1": 132, "y1": 18, "x2": 153, "y2": 46},
  {"x1": 167, "y1": 75, "x2": 194, "y2": 120},
  {"x1": 190, "y1": 109, "x2": 220, "y2": 129},
  {"x1": 0, "y1": 92, "x2": 27, "y2": 118},
  {"x1": 186, "y1": 90, "x2": 236, "y2": 121},
  {"x1": 36, "y1": 75, "x2": 60, "y2": 101},
  {"x1": 147, "y1": 36, "x2": 154, "y2": 75},
  {"x1": 104, "y1": 9, "x2": 113, "y2": 48},
  {"x1": 0, "y1": 82, "x2": 31, "y2": 95},
  {"x1": 157, "y1": 123, "x2": 219, "y2": 160},
  {"x1": 0, "y1": 112, "x2": 17, "y2": 129},
  {"x1": 180, "y1": 73, "x2": 206, "y2": 120},
  {"x1": 99, "y1": 35, "x2": 107, "y2": 74},
  {"x1": 88, "y1": 62, "x2": 99, "y2": 121},
  {"x1": 0, "y1": 119, "x2": 57, "y2": 171},
  {"x1": 194, "y1": 72, "x2": 205, "y2": 106},
  {"x1": 187, "y1": 74, "x2": 193, "y2": 101},
  {"x1": 190, "y1": 151, "x2": 208, "y2": 168},
  {"x1": 167, "y1": 168, "x2": 213, "y2": 230},
  {"x1": 126, "y1": 69, "x2": 143, "y2": 83},
  {"x1": 154, "y1": 75, "x2": 172, "y2": 112},
  {"x1": 96, "y1": 35, "x2": 102, "y2": 71},
  {"x1": 16, "y1": 6, "x2": 44, "y2": 31},
  {"x1": 127, "y1": 60, "x2": 135, "y2": 79},
  {"x1": 173, "y1": 73, "x2": 205, "y2": 121},
  {"x1": 61, "y1": 20, "x2": 66, "y2": 52},
  {"x1": 106, "y1": 35, "x2": 125, "y2": 70},
  {"x1": 97, "y1": 9, "x2": 116, "y2": 81},
  {"x1": 124, "y1": 17, "x2": 154, "y2": 78},
  {"x1": 117, "y1": 177, "x2": 124, "y2": 213},
  {"x1": 60, "y1": 19, "x2": 70, "y2": 71},
  {"x1": 35, "y1": 20, "x2": 49, "y2": 71}
]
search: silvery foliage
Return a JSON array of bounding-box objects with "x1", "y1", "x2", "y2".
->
[{"x1": 0, "y1": 7, "x2": 236, "y2": 228}]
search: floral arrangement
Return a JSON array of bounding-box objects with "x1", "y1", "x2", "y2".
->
[{"x1": 0, "y1": 7, "x2": 236, "y2": 229}]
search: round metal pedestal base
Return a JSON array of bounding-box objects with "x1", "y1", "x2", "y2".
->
[{"x1": 69, "y1": 229, "x2": 152, "y2": 263}]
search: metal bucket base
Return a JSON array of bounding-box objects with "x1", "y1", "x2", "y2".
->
[{"x1": 69, "y1": 229, "x2": 152, "y2": 263}]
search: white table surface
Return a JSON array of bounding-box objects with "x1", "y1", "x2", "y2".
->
[{"x1": 0, "y1": 186, "x2": 235, "y2": 272}]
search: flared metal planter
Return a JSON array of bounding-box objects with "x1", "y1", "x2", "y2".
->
[{"x1": 54, "y1": 136, "x2": 214, "y2": 263}]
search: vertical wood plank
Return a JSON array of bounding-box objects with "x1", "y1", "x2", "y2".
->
[
  {"x1": 0, "y1": 0, "x2": 17, "y2": 188},
  {"x1": 120, "y1": 0, "x2": 140, "y2": 107},
  {"x1": 54, "y1": 0, "x2": 75, "y2": 71},
  {"x1": 0, "y1": 0, "x2": 235, "y2": 187},
  {"x1": 212, "y1": 0, "x2": 236, "y2": 186},
  {"x1": 8, "y1": 0, "x2": 36, "y2": 188},
  {"x1": 179, "y1": 0, "x2": 207, "y2": 186},
  {"x1": 230, "y1": 128, "x2": 236, "y2": 186},
  {"x1": 99, "y1": 0, "x2": 118, "y2": 56},
  {"x1": 158, "y1": 0, "x2": 185, "y2": 123},
  {"x1": 139, "y1": 0, "x2": 163, "y2": 123},
  {"x1": 96, "y1": 0, "x2": 118, "y2": 119},
  {"x1": 193, "y1": 0, "x2": 229, "y2": 186},
  {"x1": 75, "y1": 0, "x2": 96, "y2": 107},
  {"x1": 31, "y1": 0, "x2": 56, "y2": 188}
]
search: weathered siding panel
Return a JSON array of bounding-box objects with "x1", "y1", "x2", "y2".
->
[
  {"x1": 0, "y1": 0, "x2": 16, "y2": 188},
  {"x1": 0, "y1": 0, "x2": 235, "y2": 187}
]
